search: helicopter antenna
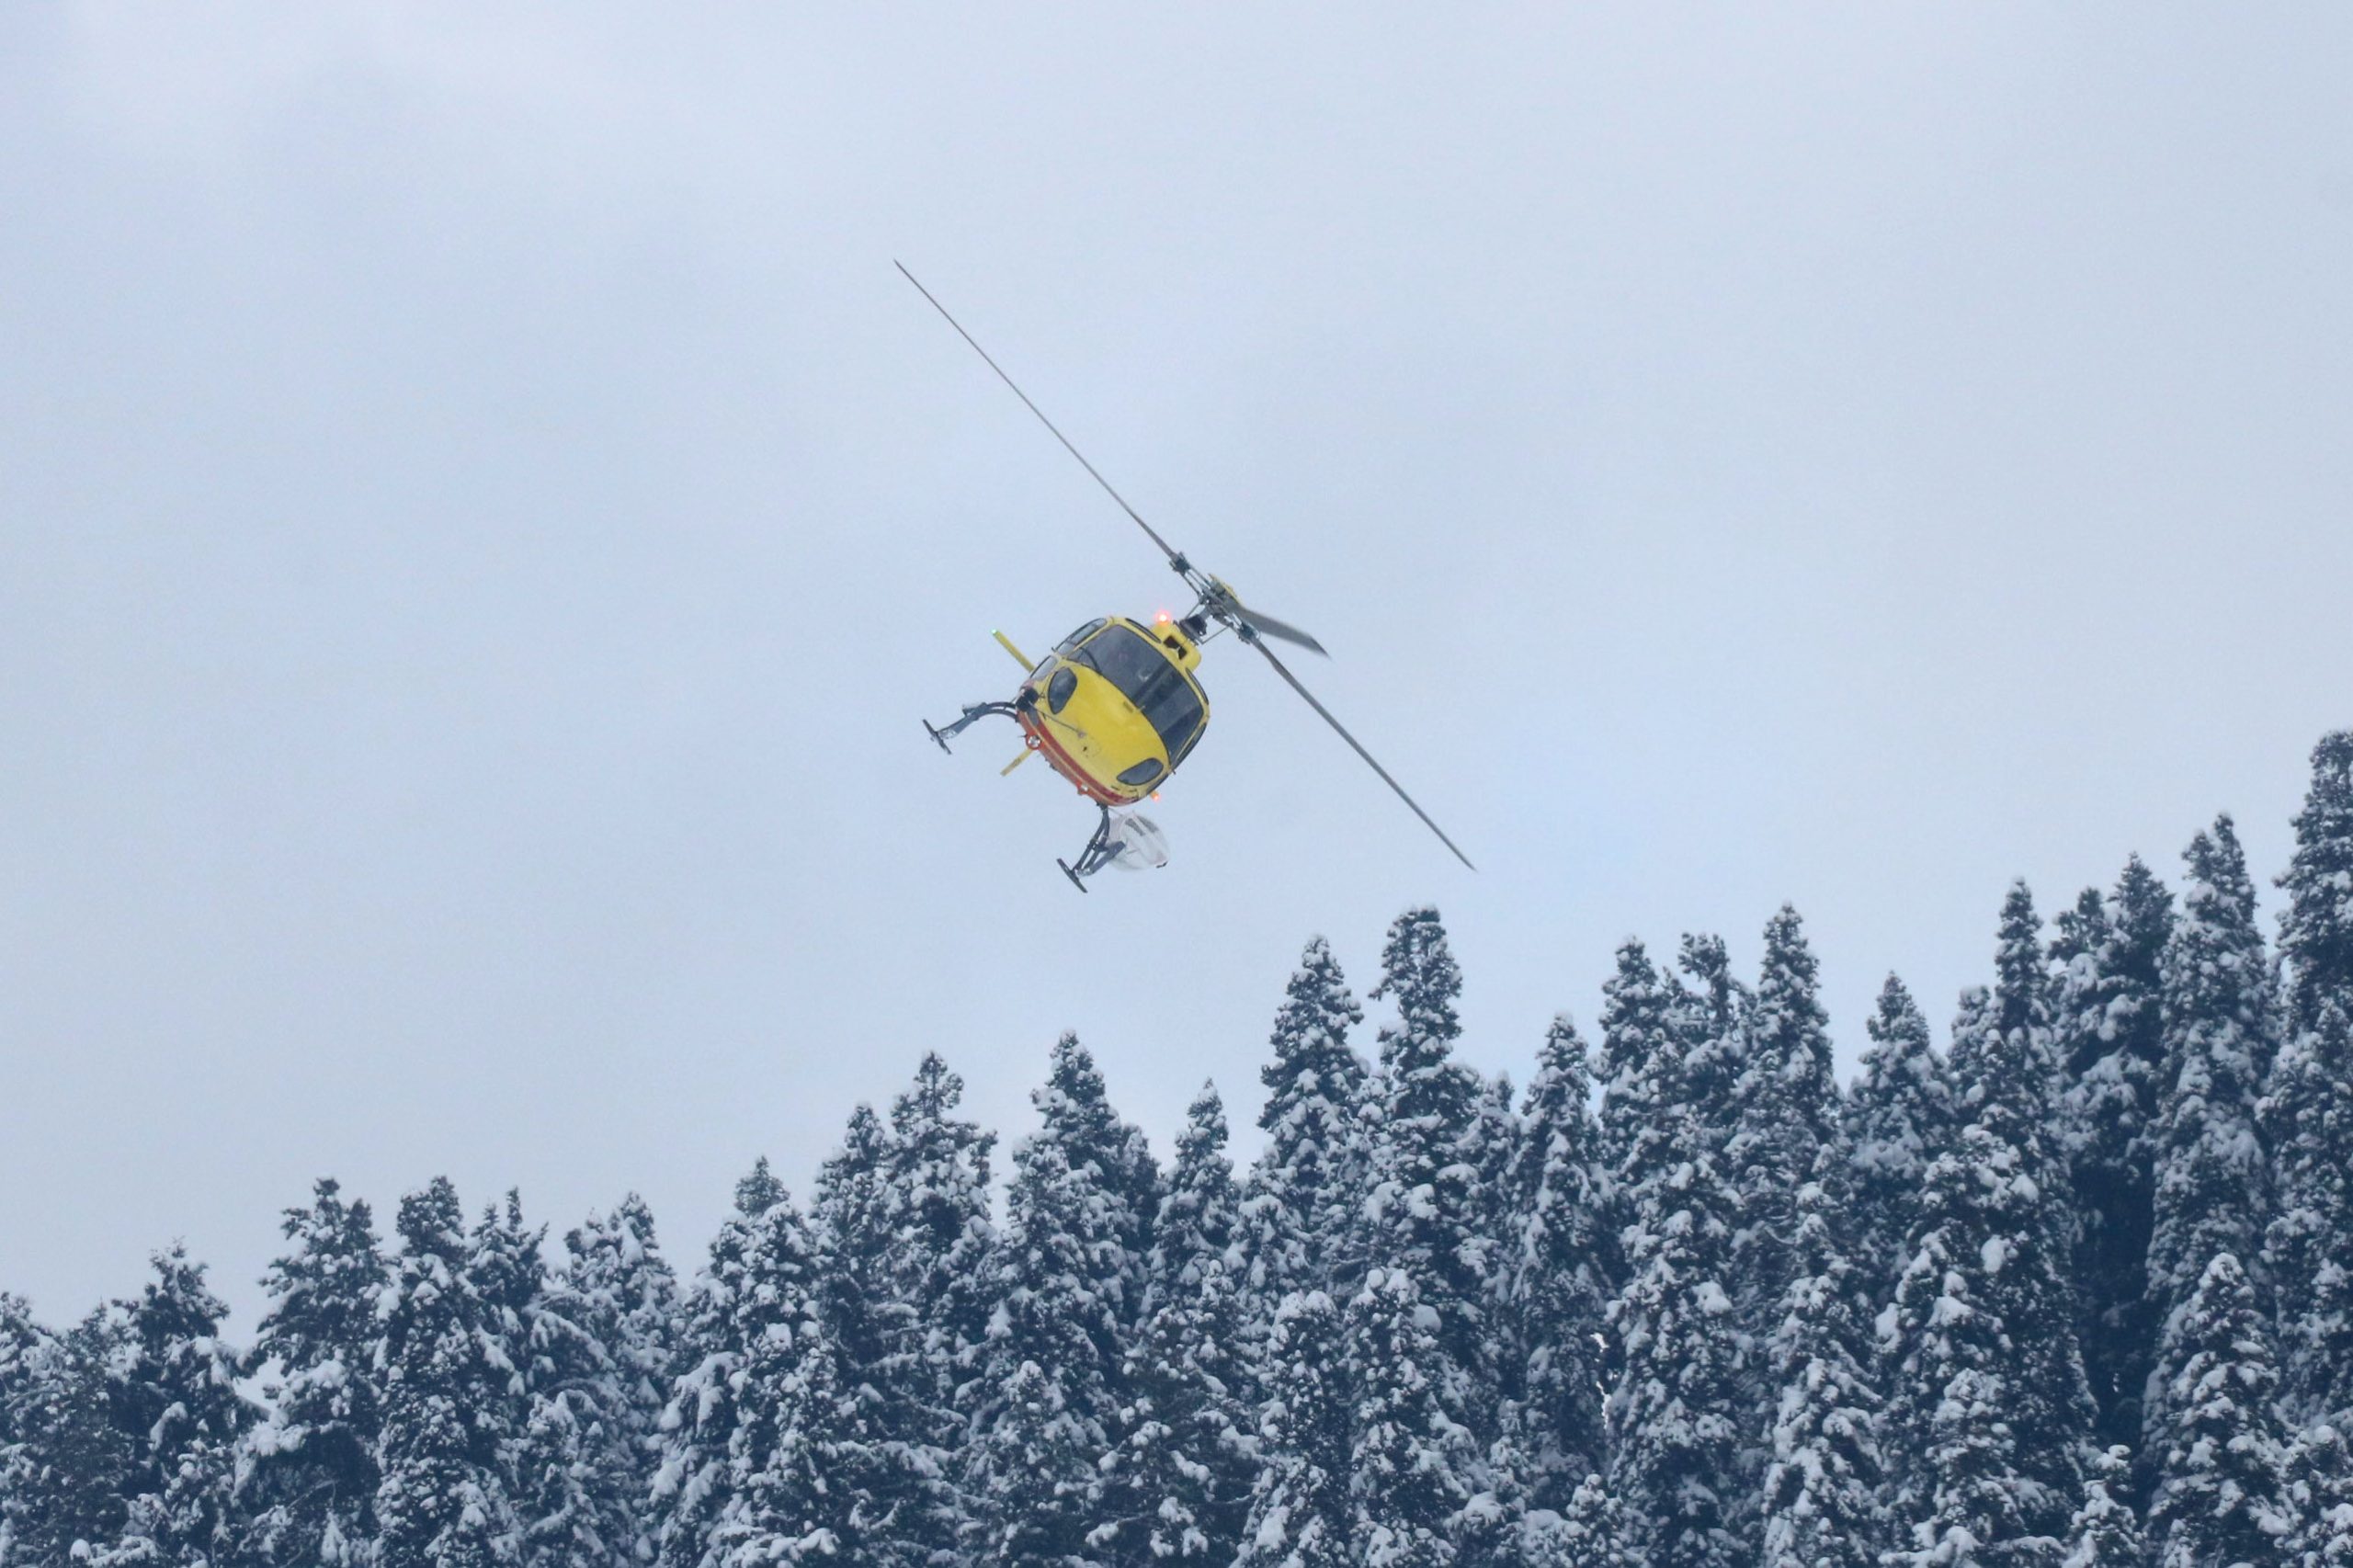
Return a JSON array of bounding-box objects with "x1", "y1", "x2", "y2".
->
[
  {"x1": 1249, "y1": 637, "x2": 1477, "y2": 870},
  {"x1": 894, "y1": 261, "x2": 1188, "y2": 570}
]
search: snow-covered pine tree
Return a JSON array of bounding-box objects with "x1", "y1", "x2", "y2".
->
[
  {"x1": 1346, "y1": 1264, "x2": 1479, "y2": 1568},
  {"x1": 2268, "y1": 731, "x2": 2353, "y2": 1433},
  {"x1": 2144, "y1": 819, "x2": 2276, "y2": 1452},
  {"x1": 811, "y1": 1104, "x2": 932, "y2": 1562},
  {"x1": 1242, "y1": 938, "x2": 1371, "y2": 1312},
  {"x1": 376, "y1": 1177, "x2": 523, "y2": 1568},
  {"x1": 1729, "y1": 906, "x2": 1845, "y2": 1551},
  {"x1": 962, "y1": 1123, "x2": 1128, "y2": 1565},
  {"x1": 1757, "y1": 1150, "x2": 1887, "y2": 1568},
  {"x1": 514, "y1": 1197, "x2": 676, "y2": 1568},
  {"x1": 962, "y1": 1039, "x2": 1152, "y2": 1565},
  {"x1": 1980, "y1": 884, "x2": 2097, "y2": 1438},
  {"x1": 97, "y1": 1244, "x2": 258, "y2": 1568},
  {"x1": 881, "y1": 1053, "x2": 997, "y2": 1558},
  {"x1": 704, "y1": 1183, "x2": 870, "y2": 1565},
  {"x1": 469, "y1": 1189, "x2": 547, "y2": 1436},
  {"x1": 1099, "y1": 1084, "x2": 1256, "y2": 1566},
  {"x1": 0, "y1": 1292, "x2": 45, "y2": 1565},
  {"x1": 2059, "y1": 1448, "x2": 2145, "y2": 1568},
  {"x1": 2284, "y1": 1424, "x2": 2353, "y2": 1568},
  {"x1": 1881, "y1": 933, "x2": 2097, "y2": 1562},
  {"x1": 1531, "y1": 1472, "x2": 1633, "y2": 1567},
  {"x1": 1731, "y1": 906, "x2": 1839, "y2": 1325},
  {"x1": 1234, "y1": 1290, "x2": 1352, "y2": 1568},
  {"x1": 1035, "y1": 1032, "x2": 1163, "y2": 1342},
  {"x1": 2051, "y1": 858, "x2": 2173, "y2": 1471},
  {"x1": 2267, "y1": 988, "x2": 2353, "y2": 1434},
  {"x1": 1362, "y1": 909, "x2": 1488, "y2": 1372},
  {"x1": 239, "y1": 1178, "x2": 390, "y2": 1568},
  {"x1": 653, "y1": 1159, "x2": 787, "y2": 1568},
  {"x1": 1600, "y1": 935, "x2": 1750, "y2": 1568},
  {"x1": 2, "y1": 1305, "x2": 137, "y2": 1565},
  {"x1": 2144, "y1": 1252, "x2": 2296, "y2": 1568},
  {"x1": 1500, "y1": 1015, "x2": 1608, "y2": 1514},
  {"x1": 2279, "y1": 731, "x2": 2353, "y2": 1039},
  {"x1": 1988, "y1": 880, "x2": 2070, "y2": 1127},
  {"x1": 1596, "y1": 937, "x2": 1677, "y2": 1297},
  {"x1": 1846, "y1": 974, "x2": 1953, "y2": 1304},
  {"x1": 1467, "y1": 1070, "x2": 1522, "y2": 1407},
  {"x1": 1358, "y1": 907, "x2": 1504, "y2": 1538}
]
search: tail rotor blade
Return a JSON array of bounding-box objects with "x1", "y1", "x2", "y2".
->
[
  {"x1": 1233, "y1": 605, "x2": 1328, "y2": 656},
  {"x1": 1249, "y1": 641, "x2": 1474, "y2": 870}
]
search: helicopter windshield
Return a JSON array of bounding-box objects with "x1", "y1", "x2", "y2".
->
[{"x1": 1073, "y1": 623, "x2": 1205, "y2": 761}]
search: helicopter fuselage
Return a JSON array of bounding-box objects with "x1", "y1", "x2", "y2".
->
[{"x1": 1014, "y1": 616, "x2": 1211, "y2": 805}]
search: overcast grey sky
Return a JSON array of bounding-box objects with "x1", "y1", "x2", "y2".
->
[{"x1": 4, "y1": 5, "x2": 2348, "y2": 1327}]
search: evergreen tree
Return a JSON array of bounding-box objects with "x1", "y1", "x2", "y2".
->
[
  {"x1": 2145, "y1": 819, "x2": 2276, "y2": 1449},
  {"x1": 811, "y1": 1105, "x2": 928, "y2": 1561},
  {"x1": 1358, "y1": 906, "x2": 1500, "y2": 1540},
  {"x1": 1100, "y1": 1085, "x2": 1255, "y2": 1565},
  {"x1": 2145, "y1": 1252, "x2": 2296, "y2": 1568},
  {"x1": 469, "y1": 1189, "x2": 547, "y2": 1416},
  {"x1": 1847, "y1": 974, "x2": 1954, "y2": 1302},
  {"x1": 653, "y1": 1160, "x2": 788, "y2": 1568},
  {"x1": 1987, "y1": 880, "x2": 2070, "y2": 1127},
  {"x1": 1732, "y1": 907, "x2": 1839, "y2": 1323},
  {"x1": 1882, "y1": 956, "x2": 2095, "y2": 1563},
  {"x1": 1757, "y1": 1154, "x2": 1887, "y2": 1568},
  {"x1": 1035, "y1": 1032, "x2": 1162, "y2": 1340},
  {"x1": 2279, "y1": 731, "x2": 2353, "y2": 1035},
  {"x1": 2284, "y1": 1424, "x2": 2353, "y2": 1568},
  {"x1": 1597, "y1": 937, "x2": 1677, "y2": 1296},
  {"x1": 98, "y1": 1245, "x2": 258, "y2": 1567},
  {"x1": 515, "y1": 1198, "x2": 676, "y2": 1568},
  {"x1": 882, "y1": 1053, "x2": 997, "y2": 1558},
  {"x1": 1346, "y1": 1265, "x2": 1477, "y2": 1568},
  {"x1": 239, "y1": 1178, "x2": 390, "y2": 1568},
  {"x1": 1978, "y1": 885, "x2": 2095, "y2": 1441},
  {"x1": 1234, "y1": 1290, "x2": 1352, "y2": 1568},
  {"x1": 0, "y1": 1292, "x2": 46, "y2": 1565},
  {"x1": 962, "y1": 1045, "x2": 1144, "y2": 1565},
  {"x1": 2268, "y1": 732, "x2": 2353, "y2": 1432},
  {"x1": 2059, "y1": 1448, "x2": 2146, "y2": 1568},
  {"x1": 3, "y1": 1307, "x2": 138, "y2": 1565},
  {"x1": 1466, "y1": 1072, "x2": 1522, "y2": 1379},
  {"x1": 704, "y1": 1185, "x2": 868, "y2": 1565},
  {"x1": 1530, "y1": 1473, "x2": 1633, "y2": 1567},
  {"x1": 376, "y1": 1177, "x2": 522, "y2": 1568},
  {"x1": 2265, "y1": 992, "x2": 2353, "y2": 1434},
  {"x1": 2051, "y1": 858, "x2": 2173, "y2": 1471},
  {"x1": 1241, "y1": 938, "x2": 1370, "y2": 1308},
  {"x1": 1501, "y1": 1015, "x2": 1609, "y2": 1513},
  {"x1": 1602, "y1": 936, "x2": 1749, "y2": 1568},
  {"x1": 1362, "y1": 909, "x2": 1489, "y2": 1369}
]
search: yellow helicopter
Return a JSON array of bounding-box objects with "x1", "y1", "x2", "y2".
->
[{"x1": 903, "y1": 264, "x2": 1474, "y2": 890}]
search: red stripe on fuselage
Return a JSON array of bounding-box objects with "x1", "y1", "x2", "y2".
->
[{"x1": 1018, "y1": 711, "x2": 1128, "y2": 805}]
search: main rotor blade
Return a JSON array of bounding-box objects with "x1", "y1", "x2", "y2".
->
[
  {"x1": 1250, "y1": 640, "x2": 1475, "y2": 870},
  {"x1": 1232, "y1": 603, "x2": 1328, "y2": 657},
  {"x1": 895, "y1": 261, "x2": 1185, "y2": 568}
]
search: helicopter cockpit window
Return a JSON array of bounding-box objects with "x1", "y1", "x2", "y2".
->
[
  {"x1": 1054, "y1": 619, "x2": 1108, "y2": 655},
  {"x1": 1073, "y1": 623, "x2": 1206, "y2": 761}
]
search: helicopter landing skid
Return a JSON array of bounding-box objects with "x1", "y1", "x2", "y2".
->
[
  {"x1": 1058, "y1": 806, "x2": 1117, "y2": 893},
  {"x1": 923, "y1": 699, "x2": 1023, "y2": 755}
]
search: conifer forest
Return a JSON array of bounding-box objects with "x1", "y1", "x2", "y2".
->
[{"x1": 6, "y1": 732, "x2": 2353, "y2": 1568}]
